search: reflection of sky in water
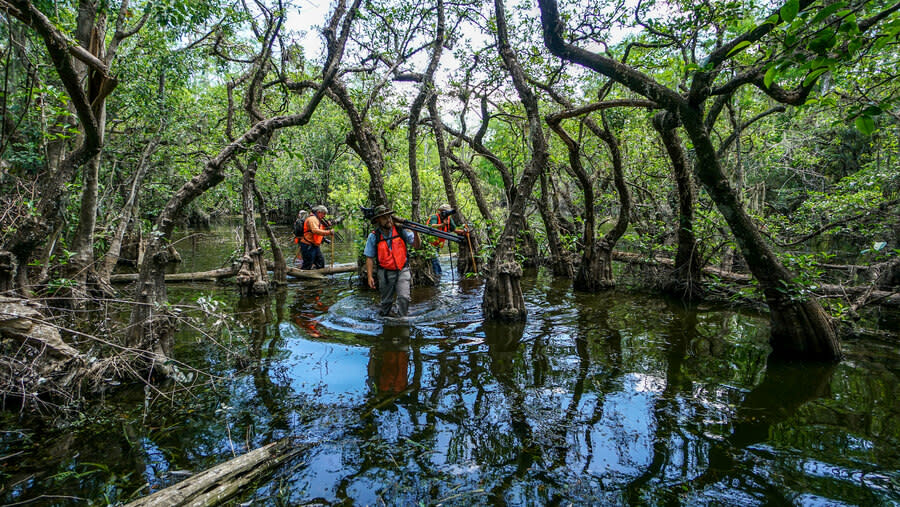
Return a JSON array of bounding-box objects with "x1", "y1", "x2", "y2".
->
[
  {"x1": 281, "y1": 333, "x2": 370, "y2": 399},
  {"x1": 584, "y1": 374, "x2": 658, "y2": 480}
]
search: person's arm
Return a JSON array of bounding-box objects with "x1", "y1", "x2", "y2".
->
[
  {"x1": 364, "y1": 233, "x2": 377, "y2": 288},
  {"x1": 366, "y1": 257, "x2": 376, "y2": 289},
  {"x1": 310, "y1": 217, "x2": 333, "y2": 237}
]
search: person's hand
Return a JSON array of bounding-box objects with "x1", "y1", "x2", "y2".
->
[
  {"x1": 368, "y1": 275, "x2": 376, "y2": 289},
  {"x1": 329, "y1": 230, "x2": 335, "y2": 236}
]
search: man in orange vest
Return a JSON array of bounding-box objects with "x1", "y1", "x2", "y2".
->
[
  {"x1": 427, "y1": 203, "x2": 462, "y2": 277},
  {"x1": 364, "y1": 205, "x2": 415, "y2": 317},
  {"x1": 300, "y1": 205, "x2": 334, "y2": 270}
]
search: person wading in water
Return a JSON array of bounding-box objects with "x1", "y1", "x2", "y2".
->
[
  {"x1": 427, "y1": 204, "x2": 463, "y2": 277},
  {"x1": 300, "y1": 205, "x2": 333, "y2": 270},
  {"x1": 364, "y1": 205, "x2": 416, "y2": 318},
  {"x1": 292, "y1": 210, "x2": 308, "y2": 266}
]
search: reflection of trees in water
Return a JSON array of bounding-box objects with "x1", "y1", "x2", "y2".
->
[
  {"x1": 624, "y1": 300, "x2": 696, "y2": 503},
  {"x1": 239, "y1": 293, "x2": 294, "y2": 438},
  {"x1": 623, "y1": 305, "x2": 840, "y2": 504},
  {"x1": 482, "y1": 322, "x2": 536, "y2": 503},
  {"x1": 276, "y1": 287, "x2": 881, "y2": 505}
]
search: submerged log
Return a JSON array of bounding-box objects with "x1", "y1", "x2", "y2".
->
[
  {"x1": 126, "y1": 438, "x2": 307, "y2": 507},
  {"x1": 110, "y1": 263, "x2": 356, "y2": 283}
]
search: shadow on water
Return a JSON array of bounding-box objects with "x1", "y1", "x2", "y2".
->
[{"x1": 3, "y1": 244, "x2": 900, "y2": 505}]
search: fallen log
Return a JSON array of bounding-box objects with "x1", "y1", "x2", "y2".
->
[
  {"x1": 126, "y1": 438, "x2": 307, "y2": 507},
  {"x1": 611, "y1": 251, "x2": 900, "y2": 307},
  {"x1": 110, "y1": 266, "x2": 237, "y2": 283},
  {"x1": 109, "y1": 263, "x2": 357, "y2": 283},
  {"x1": 283, "y1": 262, "x2": 356, "y2": 279}
]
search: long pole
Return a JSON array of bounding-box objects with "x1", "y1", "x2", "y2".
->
[
  {"x1": 463, "y1": 223, "x2": 477, "y2": 273},
  {"x1": 448, "y1": 239, "x2": 455, "y2": 283}
]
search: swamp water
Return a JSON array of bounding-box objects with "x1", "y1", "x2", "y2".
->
[{"x1": 2, "y1": 224, "x2": 899, "y2": 505}]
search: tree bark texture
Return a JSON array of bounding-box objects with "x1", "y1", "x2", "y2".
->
[
  {"x1": 653, "y1": 111, "x2": 703, "y2": 300},
  {"x1": 482, "y1": 0, "x2": 550, "y2": 322}
]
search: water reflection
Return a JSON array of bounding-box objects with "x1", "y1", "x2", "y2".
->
[
  {"x1": 367, "y1": 326, "x2": 411, "y2": 396},
  {"x1": 3, "y1": 258, "x2": 899, "y2": 505}
]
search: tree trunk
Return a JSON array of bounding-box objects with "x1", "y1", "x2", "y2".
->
[
  {"x1": 254, "y1": 183, "x2": 287, "y2": 285},
  {"x1": 98, "y1": 139, "x2": 157, "y2": 283},
  {"x1": 536, "y1": 171, "x2": 572, "y2": 277},
  {"x1": 482, "y1": 0, "x2": 549, "y2": 322},
  {"x1": 410, "y1": 254, "x2": 438, "y2": 287},
  {"x1": 680, "y1": 112, "x2": 841, "y2": 360},
  {"x1": 406, "y1": 0, "x2": 444, "y2": 220},
  {"x1": 447, "y1": 149, "x2": 494, "y2": 228},
  {"x1": 653, "y1": 112, "x2": 703, "y2": 300},
  {"x1": 236, "y1": 146, "x2": 270, "y2": 297},
  {"x1": 329, "y1": 79, "x2": 389, "y2": 207},
  {"x1": 126, "y1": 438, "x2": 307, "y2": 507},
  {"x1": 547, "y1": 104, "x2": 630, "y2": 291}
]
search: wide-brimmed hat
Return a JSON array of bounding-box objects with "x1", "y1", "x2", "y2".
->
[
  {"x1": 312, "y1": 205, "x2": 327, "y2": 214},
  {"x1": 370, "y1": 204, "x2": 394, "y2": 222},
  {"x1": 438, "y1": 203, "x2": 452, "y2": 212}
]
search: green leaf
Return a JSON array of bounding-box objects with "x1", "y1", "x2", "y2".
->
[
  {"x1": 855, "y1": 115, "x2": 875, "y2": 135},
  {"x1": 802, "y1": 68, "x2": 828, "y2": 86},
  {"x1": 810, "y1": 2, "x2": 845, "y2": 25},
  {"x1": 727, "y1": 40, "x2": 752, "y2": 56},
  {"x1": 780, "y1": 0, "x2": 800, "y2": 23},
  {"x1": 764, "y1": 65, "x2": 778, "y2": 87}
]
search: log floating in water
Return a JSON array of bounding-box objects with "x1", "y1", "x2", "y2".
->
[
  {"x1": 109, "y1": 263, "x2": 357, "y2": 283},
  {"x1": 126, "y1": 438, "x2": 306, "y2": 507}
]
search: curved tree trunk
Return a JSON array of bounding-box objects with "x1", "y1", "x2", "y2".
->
[
  {"x1": 329, "y1": 79, "x2": 389, "y2": 207},
  {"x1": 682, "y1": 112, "x2": 840, "y2": 359},
  {"x1": 253, "y1": 183, "x2": 287, "y2": 286},
  {"x1": 653, "y1": 112, "x2": 702, "y2": 300},
  {"x1": 482, "y1": 0, "x2": 549, "y2": 322},
  {"x1": 538, "y1": 0, "x2": 841, "y2": 360},
  {"x1": 446, "y1": 148, "x2": 494, "y2": 227},
  {"x1": 547, "y1": 104, "x2": 631, "y2": 291}
]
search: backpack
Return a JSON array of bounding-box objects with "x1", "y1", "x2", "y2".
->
[{"x1": 293, "y1": 211, "x2": 308, "y2": 237}]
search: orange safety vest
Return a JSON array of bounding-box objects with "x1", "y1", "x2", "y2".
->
[
  {"x1": 302, "y1": 216, "x2": 325, "y2": 246},
  {"x1": 430, "y1": 213, "x2": 451, "y2": 248},
  {"x1": 375, "y1": 226, "x2": 408, "y2": 270}
]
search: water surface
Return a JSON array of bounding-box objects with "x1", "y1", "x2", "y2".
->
[{"x1": 2, "y1": 225, "x2": 898, "y2": 505}]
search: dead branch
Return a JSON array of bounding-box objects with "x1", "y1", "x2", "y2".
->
[{"x1": 126, "y1": 438, "x2": 307, "y2": 507}]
